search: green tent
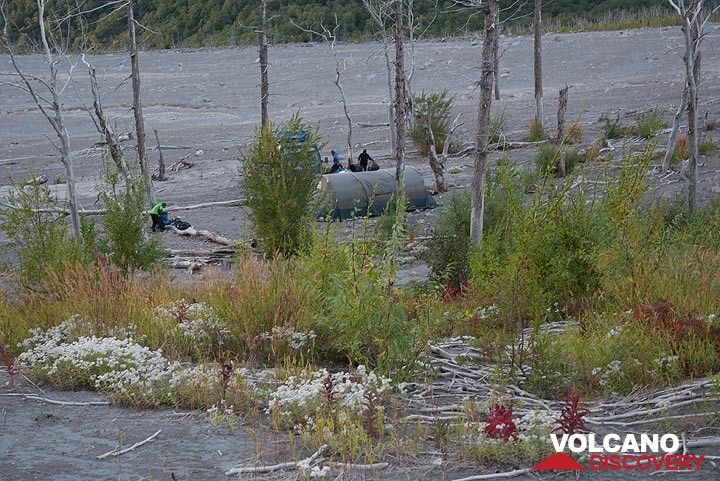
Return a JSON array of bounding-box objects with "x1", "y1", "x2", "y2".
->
[{"x1": 316, "y1": 167, "x2": 437, "y2": 220}]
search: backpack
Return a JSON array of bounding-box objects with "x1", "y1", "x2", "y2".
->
[{"x1": 173, "y1": 220, "x2": 192, "y2": 231}]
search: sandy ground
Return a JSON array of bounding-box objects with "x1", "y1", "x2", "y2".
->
[
  {"x1": 2, "y1": 26, "x2": 720, "y2": 259},
  {"x1": 2, "y1": 378, "x2": 719, "y2": 481},
  {"x1": 2, "y1": 27, "x2": 720, "y2": 480}
]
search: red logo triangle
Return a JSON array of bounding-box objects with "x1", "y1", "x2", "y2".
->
[{"x1": 532, "y1": 453, "x2": 585, "y2": 471}]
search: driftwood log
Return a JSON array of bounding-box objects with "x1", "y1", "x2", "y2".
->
[{"x1": 170, "y1": 226, "x2": 235, "y2": 246}]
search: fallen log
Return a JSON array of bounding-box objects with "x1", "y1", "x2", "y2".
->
[
  {"x1": 168, "y1": 199, "x2": 246, "y2": 212},
  {"x1": 225, "y1": 444, "x2": 328, "y2": 476},
  {"x1": 488, "y1": 140, "x2": 549, "y2": 150},
  {"x1": 170, "y1": 226, "x2": 235, "y2": 246},
  {"x1": 0, "y1": 199, "x2": 246, "y2": 217},
  {"x1": 96, "y1": 430, "x2": 162, "y2": 459}
]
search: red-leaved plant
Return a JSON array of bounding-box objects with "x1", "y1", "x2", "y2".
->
[
  {"x1": 218, "y1": 358, "x2": 233, "y2": 394},
  {"x1": 484, "y1": 403, "x2": 518, "y2": 441},
  {"x1": 555, "y1": 388, "x2": 589, "y2": 434},
  {"x1": 0, "y1": 345, "x2": 18, "y2": 388}
]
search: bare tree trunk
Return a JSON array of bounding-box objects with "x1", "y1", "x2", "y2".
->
[
  {"x1": 128, "y1": 0, "x2": 153, "y2": 205},
  {"x1": 384, "y1": 43, "x2": 397, "y2": 155},
  {"x1": 259, "y1": 0, "x2": 269, "y2": 127},
  {"x1": 663, "y1": 87, "x2": 688, "y2": 172},
  {"x1": 406, "y1": 0, "x2": 416, "y2": 122},
  {"x1": 393, "y1": 0, "x2": 406, "y2": 192},
  {"x1": 470, "y1": 0, "x2": 498, "y2": 246},
  {"x1": 362, "y1": 0, "x2": 395, "y2": 154},
  {"x1": 685, "y1": 14, "x2": 699, "y2": 213},
  {"x1": 39, "y1": 1, "x2": 80, "y2": 238},
  {"x1": 556, "y1": 85, "x2": 569, "y2": 143},
  {"x1": 426, "y1": 100, "x2": 447, "y2": 194},
  {"x1": 533, "y1": 0, "x2": 544, "y2": 129},
  {"x1": 494, "y1": 21, "x2": 500, "y2": 101},
  {"x1": 155, "y1": 129, "x2": 166, "y2": 181},
  {"x1": 83, "y1": 55, "x2": 132, "y2": 196},
  {"x1": 0, "y1": 1, "x2": 7, "y2": 39}
]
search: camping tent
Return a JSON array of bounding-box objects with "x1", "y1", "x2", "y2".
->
[{"x1": 316, "y1": 167, "x2": 437, "y2": 220}]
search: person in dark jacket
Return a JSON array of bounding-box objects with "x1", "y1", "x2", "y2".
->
[{"x1": 357, "y1": 149, "x2": 373, "y2": 171}]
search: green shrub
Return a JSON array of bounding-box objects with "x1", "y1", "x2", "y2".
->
[
  {"x1": 471, "y1": 166, "x2": 608, "y2": 323},
  {"x1": 524, "y1": 118, "x2": 548, "y2": 142},
  {"x1": 243, "y1": 113, "x2": 321, "y2": 257},
  {"x1": 422, "y1": 194, "x2": 471, "y2": 289},
  {"x1": 603, "y1": 113, "x2": 634, "y2": 139},
  {"x1": 410, "y1": 90, "x2": 456, "y2": 156},
  {"x1": 535, "y1": 145, "x2": 581, "y2": 177},
  {"x1": 635, "y1": 109, "x2": 666, "y2": 139},
  {"x1": 95, "y1": 158, "x2": 165, "y2": 273},
  {"x1": 490, "y1": 111, "x2": 508, "y2": 144},
  {"x1": 0, "y1": 178, "x2": 89, "y2": 285},
  {"x1": 699, "y1": 138, "x2": 717, "y2": 156}
]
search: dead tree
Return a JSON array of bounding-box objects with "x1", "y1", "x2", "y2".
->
[
  {"x1": 259, "y1": 0, "x2": 269, "y2": 127},
  {"x1": 127, "y1": 0, "x2": 154, "y2": 205},
  {"x1": 494, "y1": 20, "x2": 500, "y2": 100},
  {"x1": 533, "y1": 0, "x2": 543, "y2": 129},
  {"x1": 393, "y1": 0, "x2": 407, "y2": 192},
  {"x1": 663, "y1": 87, "x2": 688, "y2": 172},
  {"x1": 556, "y1": 85, "x2": 569, "y2": 143},
  {"x1": 470, "y1": 0, "x2": 499, "y2": 246},
  {"x1": 0, "y1": 1, "x2": 7, "y2": 38},
  {"x1": 81, "y1": 54, "x2": 133, "y2": 196},
  {"x1": 425, "y1": 101, "x2": 447, "y2": 193},
  {"x1": 290, "y1": 17, "x2": 354, "y2": 162},
  {"x1": 155, "y1": 130, "x2": 166, "y2": 181},
  {"x1": 667, "y1": 0, "x2": 718, "y2": 212},
  {"x1": 1, "y1": 0, "x2": 82, "y2": 238},
  {"x1": 363, "y1": 0, "x2": 396, "y2": 156}
]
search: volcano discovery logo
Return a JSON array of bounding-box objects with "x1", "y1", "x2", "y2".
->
[{"x1": 532, "y1": 434, "x2": 705, "y2": 473}]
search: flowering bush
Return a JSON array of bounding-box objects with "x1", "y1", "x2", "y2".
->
[
  {"x1": 258, "y1": 325, "x2": 317, "y2": 359},
  {"x1": 269, "y1": 366, "x2": 391, "y2": 426},
  {"x1": 154, "y1": 299, "x2": 230, "y2": 356},
  {"x1": 17, "y1": 319, "x2": 259, "y2": 408},
  {"x1": 268, "y1": 366, "x2": 392, "y2": 459}
]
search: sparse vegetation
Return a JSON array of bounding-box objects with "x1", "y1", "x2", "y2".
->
[
  {"x1": 410, "y1": 90, "x2": 457, "y2": 156},
  {"x1": 566, "y1": 121, "x2": 583, "y2": 144},
  {"x1": 603, "y1": 113, "x2": 635, "y2": 139},
  {"x1": 490, "y1": 111, "x2": 508, "y2": 144},
  {"x1": 525, "y1": 118, "x2": 548, "y2": 142},
  {"x1": 635, "y1": 109, "x2": 667, "y2": 138},
  {"x1": 535, "y1": 145, "x2": 581, "y2": 177},
  {"x1": 673, "y1": 134, "x2": 689, "y2": 164},
  {"x1": 699, "y1": 137, "x2": 717, "y2": 156},
  {"x1": 422, "y1": 193, "x2": 471, "y2": 291}
]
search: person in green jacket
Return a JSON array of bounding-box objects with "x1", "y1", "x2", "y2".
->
[{"x1": 149, "y1": 202, "x2": 169, "y2": 231}]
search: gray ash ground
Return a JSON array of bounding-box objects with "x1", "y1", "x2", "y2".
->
[
  {"x1": 1, "y1": 27, "x2": 720, "y2": 480},
  {"x1": 2, "y1": 26, "x2": 720, "y2": 262}
]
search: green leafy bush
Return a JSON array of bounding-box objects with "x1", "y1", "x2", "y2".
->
[
  {"x1": 524, "y1": 118, "x2": 548, "y2": 142},
  {"x1": 635, "y1": 109, "x2": 666, "y2": 139},
  {"x1": 410, "y1": 90, "x2": 456, "y2": 156},
  {"x1": 535, "y1": 145, "x2": 582, "y2": 177},
  {"x1": 243, "y1": 113, "x2": 321, "y2": 257},
  {"x1": 490, "y1": 111, "x2": 508, "y2": 144},
  {"x1": 422, "y1": 194, "x2": 472, "y2": 290},
  {"x1": 0, "y1": 179, "x2": 89, "y2": 285},
  {"x1": 603, "y1": 113, "x2": 635, "y2": 139}
]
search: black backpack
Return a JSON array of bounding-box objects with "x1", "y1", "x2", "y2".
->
[{"x1": 173, "y1": 220, "x2": 192, "y2": 231}]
